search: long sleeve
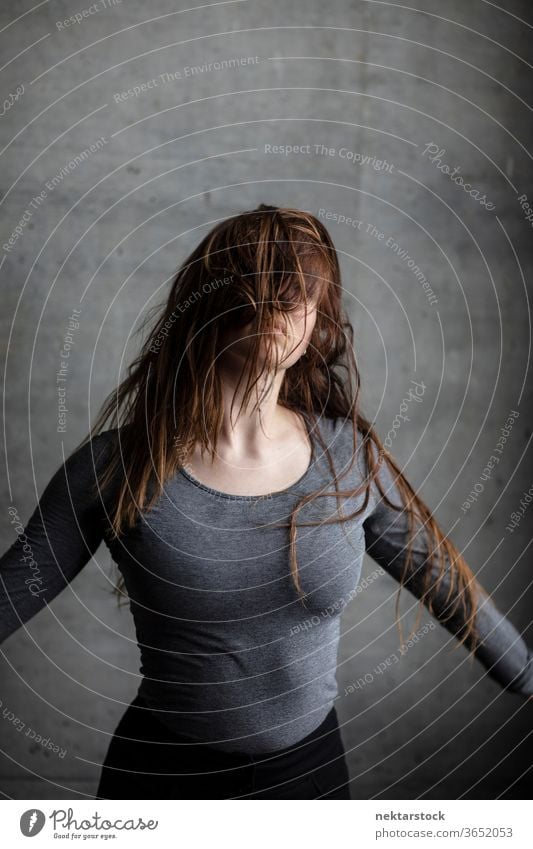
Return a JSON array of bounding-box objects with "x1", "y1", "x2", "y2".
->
[
  {"x1": 0, "y1": 432, "x2": 114, "y2": 645},
  {"x1": 362, "y1": 450, "x2": 533, "y2": 698}
]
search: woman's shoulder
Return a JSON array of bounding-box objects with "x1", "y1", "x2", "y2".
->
[
  {"x1": 64, "y1": 425, "x2": 131, "y2": 479},
  {"x1": 68, "y1": 426, "x2": 120, "y2": 460},
  {"x1": 314, "y1": 412, "x2": 362, "y2": 450},
  {"x1": 313, "y1": 413, "x2": 368, "y2": 473},
  {"x1": 314, "y1": 413, "x2": 396, "y2": 493}
]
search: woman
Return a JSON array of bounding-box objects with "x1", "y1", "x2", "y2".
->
[{"x1": 1, "y1": 204, "x2": 531, "y2": 800}]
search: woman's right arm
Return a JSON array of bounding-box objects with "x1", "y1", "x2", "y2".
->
[{"x1": 0, "y1": 432, "x2": 113, "y2": 644}]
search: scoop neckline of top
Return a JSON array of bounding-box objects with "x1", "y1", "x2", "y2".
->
[{"x1": 177, "y1": 410, "x2": 320, "y2": 500}]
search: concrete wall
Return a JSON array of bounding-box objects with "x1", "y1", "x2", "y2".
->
[{"x1": 1, "y1": 0, "x2": 532, "y2": 799}]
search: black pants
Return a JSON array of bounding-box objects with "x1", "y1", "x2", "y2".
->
[{"x1": 96, "y1": 695, "x2": 351, "y2": 799}]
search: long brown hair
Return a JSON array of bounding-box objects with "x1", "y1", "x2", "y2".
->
[{"x1": 81, "y1": 203, "x2": 491, "y2": 661}]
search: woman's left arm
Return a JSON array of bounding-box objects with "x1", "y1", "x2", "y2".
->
[{"x1": 361, "y1": 452, "x2": 533, "y2": 699}]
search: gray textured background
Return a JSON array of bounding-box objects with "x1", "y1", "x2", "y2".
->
[{"x1": 1, "y1": 0, "x2": 532, "y2": 800}]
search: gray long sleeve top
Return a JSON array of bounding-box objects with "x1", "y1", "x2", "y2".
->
[{"x1": 1, "y1": 413, "x2": 532, "y2": 754}]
